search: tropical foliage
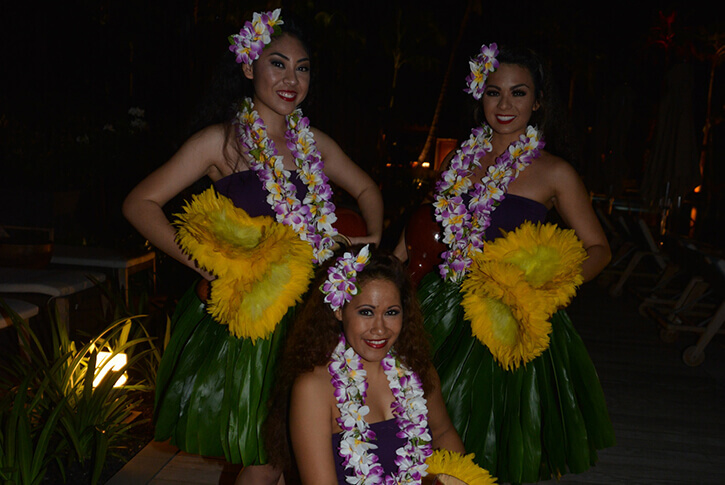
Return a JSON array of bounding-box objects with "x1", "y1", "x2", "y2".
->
[{"x1": 0, "y1": 297, "x2": 161, "y2": 485}]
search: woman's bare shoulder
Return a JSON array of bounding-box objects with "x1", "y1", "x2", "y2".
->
[
  {"x1": 186, "y1": 123, "x2": 228, "y2": 147},
  {"x1": 531, "y1": 150, "x2": 579, "y2": 183},
  {"x1": 294, "y1": 365, "x2": 332, "y2": 392}
]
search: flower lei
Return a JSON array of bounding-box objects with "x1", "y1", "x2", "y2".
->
[
  {"x1": 228, "y1": 9, "x2": 284, "y2": 65},
  {"x1": 320, "y1": 245, "x2": 371, "y2": 311},
  {"x1": 464, "y1": 43, "x2": 499, "y2": 100},
  {"x1": 329, "y1": 335, "x2": 432, "y2": 484},
  {"x1": 433, "y1": 125, "x2": 544, "y2": 283},
  {"x1": 235, "y1": 98, "x2": 338, "y2": 264}
]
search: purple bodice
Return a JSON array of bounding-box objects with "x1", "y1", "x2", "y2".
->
[
  {"x1": 484, "y1": 193, "x2": 548, "y2": 240},
  {"x1": 213, "y1": 170, "x2": 308, "y2": 217},
  {"x1": 332, "y1": 419, "x2": 409, "y2": 483}
]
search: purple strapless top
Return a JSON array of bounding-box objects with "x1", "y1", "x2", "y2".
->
[
  {"x1": 484, "y1": 193, "x2": 548, "y2": 240},
  {"x1": 332, "y1": 419, "x2": 409, "y2": 483},
  {"x1": 213, "y1": 170, "x2": 308, "y2": 217}
]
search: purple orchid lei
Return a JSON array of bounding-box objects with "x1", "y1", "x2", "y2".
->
[
  {"x1": 320, "y1": 245, "x2": 371, "y2": 311},
  {"x1": 436, "y1": 41, "x2": 546, "y2": 283},
  {"x1": 433, "y1": 125, "x2": 544, "y2": 283},
  {"x1": 328, "y1": 335, "x2": 432, "y2": 484},
  {"x1": 235, "y1": 98, "x2": 338, "y2": 264},
  {"x1": 228, "y1": 9, "x2": 284, "y2": 65}
]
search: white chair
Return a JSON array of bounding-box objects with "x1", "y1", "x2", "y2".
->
[{"x1": 0, "y1": 267, "x2": 107, "y2": 331}]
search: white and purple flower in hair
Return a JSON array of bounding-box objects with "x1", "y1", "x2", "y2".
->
[
  {"x1": 320, "y1": 245, "x2": 371, "y2": 311},
  {"x1": 464, "y1": 43, "x2": 499, "y2": 100},
  {"x1": 228, "y1": 8, "x2": 284, "y2": 65}
]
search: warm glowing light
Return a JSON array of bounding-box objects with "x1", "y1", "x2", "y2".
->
[
  {"x1": 93, "y1": 351, "x2": 128, "y2": 388},
  {"x1": 694, "y1": 185, "x2": 701, "y2": 193},
  {"x1": 422, "y1": 162, "x2": 430, "y2": 168}
]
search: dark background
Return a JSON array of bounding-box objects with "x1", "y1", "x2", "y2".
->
[{"x1": 1, "y1": 0, "x2": 722, "y2": 277}]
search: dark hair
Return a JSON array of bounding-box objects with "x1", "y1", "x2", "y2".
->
[
  {"x1": 472, "y1": 44, "x2": 571, "y2": 160},
  {"x1": 186, "y1": 11, "x2": 314, "y2": 169},
  {"x1": 264, "y1": 246, "x2": 433, "y2": 471}
]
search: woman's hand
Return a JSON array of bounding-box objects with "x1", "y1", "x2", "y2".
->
[
  {"x1": 348, "y1": 234, "x2": 381, "y2": 247},
  {"x1": 122, "y1": 124, "x2": 229, "y2": 279},
  {"x1": 314, "y1": 128, "x2": 384, "y2": 248}
]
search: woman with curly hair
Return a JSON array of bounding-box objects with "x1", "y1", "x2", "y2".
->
[{"x1": 265, "y1": 246, "x2": 494, "y2": 484}]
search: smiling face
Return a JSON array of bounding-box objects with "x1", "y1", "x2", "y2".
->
[
  {"x1": 482, "y1": 63, "x2": 541, "y2": 139},
  {"x1": 242, "y1": 33, "x2": 311, "y2": 116},
  {"x1": 335, "y1": 278, "x2": 403, "y2": 364}
]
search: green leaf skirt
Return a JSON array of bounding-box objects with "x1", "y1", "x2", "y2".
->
[
  {"x1": 154, "y1": 283, "x2": 292, "y2": 465},
  {"x1": 419, "y1": 272, "x2": 615, "y2": 483}
]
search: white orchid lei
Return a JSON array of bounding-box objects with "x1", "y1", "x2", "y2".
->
[
  {"x1": 329, "y1": 335, "x2": 432, "y2": 484},
  {"x1": 235, "y1": 98, "x2": 338, "y2": 264},
  {"x1": 320, "y1": 245, "x2": 371, "y2": 311},
  {"x1": 433, "y1": 125, "x2": 544, "y2": 283},
  {"x1": 228, "y1": 8, "x2": 284, "y2": 65}
]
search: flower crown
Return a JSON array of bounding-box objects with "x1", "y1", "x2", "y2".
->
[
  {"x1": 228, "y1": 8, "x2": 284, "y2": 65},
  {"x1": 320, "y1": 245, "x2": 371, "y2": 311},
  {"x1": 464, "y1": 43, "x2": 499, "y2": 100}
]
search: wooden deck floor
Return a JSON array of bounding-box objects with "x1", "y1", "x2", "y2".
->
[{"x1": 107, "y1": 281, "x2": 725, "y2": 485}]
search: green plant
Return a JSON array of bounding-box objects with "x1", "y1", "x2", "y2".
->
[
  {"x1": 0, "y1": 297, "x2": 162, "y2": 485},
  {"x1": 0, "y1": 375, "x2": 69, "y2": 485}
]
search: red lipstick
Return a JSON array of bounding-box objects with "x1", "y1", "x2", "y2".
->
[{"x1": 277, "y1": 90, "x2": 297, "y2": 102}]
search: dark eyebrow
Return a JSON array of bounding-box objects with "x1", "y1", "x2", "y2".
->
[
  {"x1": 486, "y1": 83, "x2": 531, "y2": 90},
  {"x1": 268, "y1": 52, "x2": 310, "y2": 64}
]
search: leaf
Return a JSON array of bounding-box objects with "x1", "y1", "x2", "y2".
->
[{"x1": 549, "y1": 313, "x2": 590, "y2": 473}]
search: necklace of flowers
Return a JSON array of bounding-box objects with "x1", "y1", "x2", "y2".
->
[
  {"x1": 235, "y1": 97, "x2": 338, "y2": 264},
  {"x1": 328, "y1": 335, "x2": 432, "y2": 484},
  {"x1": 433, "y1": 124, "x2": 544, "y2": 283}
]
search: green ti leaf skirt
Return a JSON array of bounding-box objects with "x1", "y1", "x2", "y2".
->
[
  {"x1": 419, "y1": 272, "x2": 615, "y2": 483},
  {"x1": 153, "y1": 283, "x2": 292, "y2": 465}
]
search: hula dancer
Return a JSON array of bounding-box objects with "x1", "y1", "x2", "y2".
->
[
  {"x1": 123, "y1": 9, "x2": 383, "y2": 484},
  {"x1": 395, "y1": 44, "x2": 614, "y2": 483}
]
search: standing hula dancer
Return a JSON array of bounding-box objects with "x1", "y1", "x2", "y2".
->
[
  {"x1": 123, "y1": 9, "x2": 383, "y2": 484},
  {"x1": 395, "y1": 44, "x2": 614, "y2": 483}
]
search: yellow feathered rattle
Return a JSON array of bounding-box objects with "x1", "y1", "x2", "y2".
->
[
  {"x1": 460, "y1": 222, "x2": 587, "y2": 370},
  {"x1": 174, "y1": 188, "x2": 314, "y2": 340}
]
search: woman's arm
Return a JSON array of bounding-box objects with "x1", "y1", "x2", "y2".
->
[
  {"x1": 549, "y1": 160, "x2": 611, "y2": 282},
  {"x1": 289, "y1": 368, "x2": 338, "y2": 485},
  {"x1": 427, "y1": 368, "x2": 465, "y2": 454},
  {"x1": 122, "y1": 124, "x2": 229, "y2": 279},
  {"x1": 313, "y1": 128, "x2": 384, "y2": 246},
  {"x1": 392, "y1": 149, "x2": 455, "y2": 262}
]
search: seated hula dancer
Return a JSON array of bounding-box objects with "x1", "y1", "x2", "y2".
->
[{"x1": 265, "y1": 245, "x2": 498, "y2": 484}]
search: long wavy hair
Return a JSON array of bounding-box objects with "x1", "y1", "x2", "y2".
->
[{"x1": 264, "y1": 246, "x2": 433, "y2": 471}]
